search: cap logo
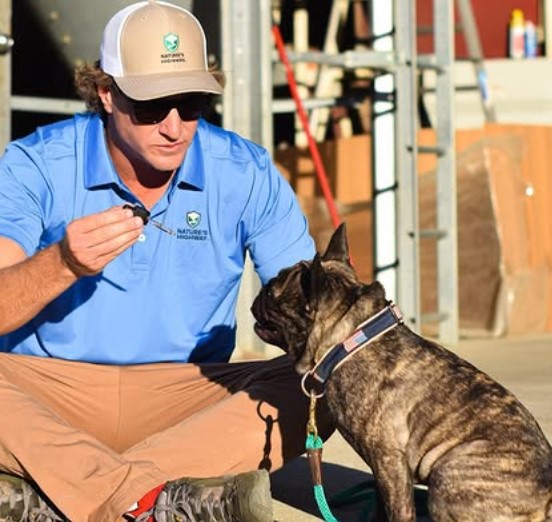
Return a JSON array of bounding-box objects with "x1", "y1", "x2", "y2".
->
[
  {"x1": 186, "y1": 211, "x2": 201, "y2": 228},
  {"x1": 164, "y1": 33, "x2": 180, "y2": 53}
]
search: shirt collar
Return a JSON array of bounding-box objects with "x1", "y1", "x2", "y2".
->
[
  {"x1": 83, "y1": 115, "x2": 119, "y2": 189},
  {"x1": 174, "y1": 120, "x2": 205, "y2": 191},
  {"x1": 83, "y1": 115, "x2": 206, "y2": 192}
]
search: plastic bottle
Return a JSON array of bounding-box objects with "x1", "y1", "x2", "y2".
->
[
  {"x1": 524, "y1": 20, "x2": 538, "y2": 58},
  {"x1": 509, "y1": 8, "x2": 526, "y2": 59}
]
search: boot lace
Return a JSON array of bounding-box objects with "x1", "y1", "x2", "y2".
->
[
  {"x1": 154, "y1": 482, "x2": 237, "y2": 522},
  {"x1": 0, "y1": 480, "x2": 65, "y2": 522}
]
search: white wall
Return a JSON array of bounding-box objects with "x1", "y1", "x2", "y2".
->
[{"x1": 423, "y1": 58, "x2": 552, "y2": 129}]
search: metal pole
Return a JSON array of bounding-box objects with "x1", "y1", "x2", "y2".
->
[
  {"x1": 221, "y1": 0, "x2": 272, "y2": 147},
  {"x1": 394, "y1": 0, "x2": 420, "y2": 331},
  {"x1": 0, "y1": 0, "x2": 12, "y2": 153},
  {"x1": 371, "y1": 1, "x2": 398, "y2": 303},
  {"x1": 220, "y1": 0, "x2": 273, "y2": 356},
  {"x1": 434, "y1": 0, "x2": 459, "y2": 343},
  {"x1": 293, "y1": 0, "x2": 309, "y2": 146}
]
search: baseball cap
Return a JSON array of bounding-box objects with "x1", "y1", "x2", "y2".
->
[{"x1": 100, "y1": 0, "x2": 223, "y2": 100}]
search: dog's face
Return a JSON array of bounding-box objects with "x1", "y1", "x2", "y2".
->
[{"x1": 251, "y1": 224, "x2": 387, "y2": 374}]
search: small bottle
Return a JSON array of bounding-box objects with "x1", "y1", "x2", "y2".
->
[
  {"x1": 524, "y1": 20, "x2": 538, "y2": 58},
  {"x1": 509, "y1": 8, "x2": 526, "y2": 59}
]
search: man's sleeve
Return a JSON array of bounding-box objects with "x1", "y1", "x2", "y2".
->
[
  {"x1": 244, "y1": 154, "x2": 316, "y2": 285},
  {"x1": 0, "y1": 145, "x2": 47, "y2": 256}
]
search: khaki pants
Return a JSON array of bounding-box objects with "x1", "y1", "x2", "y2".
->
[{"x1": 0, "y1": 353, "x2": 334, "y2": 522}]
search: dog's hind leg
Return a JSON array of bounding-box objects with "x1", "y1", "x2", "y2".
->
[
  {"x1": 426, "y1": 467, "x2": 471, "y2": 522},
  {"x1": 427, "y1": 462, "x2": 507, "y2": 522},
  {"x1": 428, "y1": 463, "x2": 550, "y2": 522}
]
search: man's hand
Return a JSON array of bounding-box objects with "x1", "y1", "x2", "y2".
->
[{"x1": 60, "y1": 206, "x2": 144, "y2": 277}]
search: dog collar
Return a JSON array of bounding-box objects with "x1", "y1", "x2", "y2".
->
[{"x1": 301, "y1": 301, "x2": 404, "y2": 398}]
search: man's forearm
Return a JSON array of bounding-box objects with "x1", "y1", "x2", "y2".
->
[{"x1": 0, "y1": 243, "x2": 78, "y2": 335}]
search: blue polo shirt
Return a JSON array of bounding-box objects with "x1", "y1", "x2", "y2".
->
[{"x1": 0, "y1": 114, "x2": 315, "y2": 364}]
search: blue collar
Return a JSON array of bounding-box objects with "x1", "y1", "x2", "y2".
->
[
  {"x1": 301, "y1": 302, "x2": 404, "y2": 397},
  {"x1": 83, "y1": 116, "x2": 119, "y2": 189}
]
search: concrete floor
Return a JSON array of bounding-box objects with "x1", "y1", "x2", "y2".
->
[{"x1": 270, "y1": 333, "x2": 552, "y2": 521}]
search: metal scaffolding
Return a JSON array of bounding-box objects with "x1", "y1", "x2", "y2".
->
[{"x1": 263, "y1": 0, "x2": 459, "y2": 343}]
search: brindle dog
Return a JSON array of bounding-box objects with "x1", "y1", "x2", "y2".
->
[{"x1": 251, "y1": 224, "x2": 552, "y2": 522}]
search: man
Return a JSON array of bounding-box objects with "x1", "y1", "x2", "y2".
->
[{"x1": 0, "y1": 1, "x2": 333, "y2": 521}]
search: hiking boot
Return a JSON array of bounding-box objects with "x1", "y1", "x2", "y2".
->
[
  {"x1": 152, "y1": 469, "x2": 273, "y2": 522},
  {"x1": 0, "y1": 474, "x2": 66, "y2": 522}
]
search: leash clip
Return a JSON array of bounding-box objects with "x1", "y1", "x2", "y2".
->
[
  {"x1": 301, "y1": 371, "x2": 326, "y2": 399},
  {"x1": 306, "y1": 390, "x2": 319, "y2": 439}
]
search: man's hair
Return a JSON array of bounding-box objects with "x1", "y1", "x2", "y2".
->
[
  {"x1": 74, "y1": 61, "x2": 226, "y2": 117},
  {"x1": 74, "y1": 61, "x2": 113, "y2": 116}
]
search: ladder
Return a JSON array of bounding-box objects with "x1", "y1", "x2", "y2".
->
[
  {"x1": 373, "y1": 0, "x2": 493, "y2": 343},
  {"x1": 412, "y1": 0, "x2": 493, "y2": 341},
  {"x1": 419, "y1": 0, "x2": 497, "y2": 125},
  {"x1": 455, "y1": 0, "x2": 496, "y2": 122},
  {"x1": 370, "y1": 0, "x2": 459, "y2": 343},
  {"x1": 307, "y1": 0, "x2": 350, "y2": 142}
]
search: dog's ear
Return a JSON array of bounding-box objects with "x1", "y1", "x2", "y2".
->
[
  {"x1": 368, "y1": 280, "x2": 387, "y2": 300},
  {"x1": 322, "y1": 223, "x2": 350, "y2": 264},
  {"x1": 365, "y1": 281, "x2": 389, "y2": 308},
  {"x1": 301, "y1": 253, "x2": 328, "y2": 312}
]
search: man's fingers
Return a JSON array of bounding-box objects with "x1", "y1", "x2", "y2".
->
[
  {"x1": 72, "y1": 213, "x2": 143, "y2": 250},
  {"x1": 95, "y1": 235, "x2": 143, "y2": 265},
  {"x1": 91, "y1": 228, "x2": 144, "y2": 260},
  {"x1": 72, "y1": 206, "x2": 139, "y2": 234},
  {"x1": 60, "y1": 207, "x2": 145, "y2": 277}
]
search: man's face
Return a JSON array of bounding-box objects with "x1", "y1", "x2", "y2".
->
[{"x1": 100, "y1": 85, "x2": 211, "y2": 173}]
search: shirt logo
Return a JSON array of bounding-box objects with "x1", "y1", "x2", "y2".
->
[
  {"x1": 178, "y1": 210, "x2": 208, "y2": 241},
  {"x1": 186, "y1": 211, "x2": 201, "y2": 228},
  {"x1": 164, "y1": 33, "x2": 179, "y2": 53}
]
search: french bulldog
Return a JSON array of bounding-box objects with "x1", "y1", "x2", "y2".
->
[{"x1": 251, "y1": 224, "x2": 552, "y2": 521}]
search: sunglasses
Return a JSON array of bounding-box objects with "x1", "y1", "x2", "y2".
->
[{"x1": 112, "y1": 83, "x2": 212, "y2": 125}]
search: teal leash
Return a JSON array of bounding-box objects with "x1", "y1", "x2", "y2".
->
[
  {"x1": 306, "y1": 432, "x2": 339, "y2": 522},
  {"x1": 305, "y1": 391, "x2": 340, "y2": 522}
]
